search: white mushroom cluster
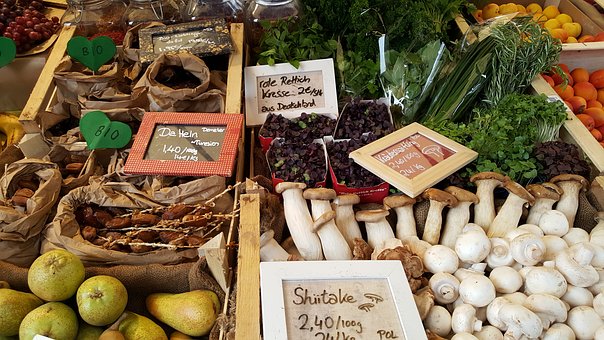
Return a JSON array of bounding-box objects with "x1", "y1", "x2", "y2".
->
[{"x1": 420, "y1": 173, "x2": 604, "y2": 339}]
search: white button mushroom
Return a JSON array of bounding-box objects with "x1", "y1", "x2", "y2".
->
[
  {"x1": 304, "y1": 188, "x2": 352, "y2": 260},
  {"x1": 355, "y1": 209, "x2": 394, "y2": 250},
  {"x1": 332, "y1": 194, "x2": 362, "y2": 249},
  {"x1": 542, "y1": 235, "x2": 569, "y2": 262},
  {"x1": 275, "y1": 182, "x2": 323, "y2": 260},
  {"x1": 526, "y1": 182, "x2": 563, "y2": 226},
  {"x1": 451, "y1": 333, "x2": 479, "y2": 340},
  {"x1": 523, "y1": 293, "x2": 568, "y2": 330},
  {"x1": 508, "y1": 231, "x2": 545, "y2": 266},
  {"x1": 567, "y1": 306, "x2": 604, "y2": 340},
  {"x1": 593, "y1": 293, "x2": 604, "y2": 318},
  {"x1": 563, "y1": 228, "x2": 590, "y2": 246},
  {"x1": 459, "y1": 274, "x2": 496, "y2": 308},
  {"x1": 486, "y1": 238, "x2": 515, "y2": 268},
  {"x1": 487, "y1": 180, "x2": 535, "y2": 238},
  {"x1": 501, "y1": 292, "x2": 528, "y2": 305},
  {"x1": 595, "y1": 325, "x2": 604, "y2": 340},
  {"x1": 562, "y1": 285, "x2": 594, "y2": 308},
  {"x1": 474, "y1": 325, "x2": 503, "y2": 340},
  {"x1": 430, "y1": 272, "x2": 460, "y2": 304},
  {"x1": 414, "y1": 287, "x2": 435, "y2": 321},
  {"x1": 551, "y1": 174, "x2": 589, "y2": 228},
  {"x1": 455, "y1": 224, "x2": 491, "y2": 264},
  {"x1": 452, "y1": 303, "x2": 482, "y2": 334},
  {"x1": 489, "y1": 266, "x2": 522, "y2": 294},
  {"x1": 518, "y1": 223, "x2": 545, "y2": 237},
  {"x1": 383, "y1": 194, "x2": 417, "y2": 240},
  {"x1": 424, "y1": 245, "x2": 459, "y2": 274},
  {"x1": 523, "y1": 265, "x2": 568, "y2": 298},
  {"x1": 441, "y1": 186, "x2": 479, "y2": 249},
  {"x1": 538, "y1": 210, "x2": 570, "y2": 236},
  {"x1": 486, "y1": 297, "x2": 511, "y2": 330},
  {"x1": 542, "y1": 323, "x2": 576, "y2": 340},
  {"x1": 555, "y1": 243, "x2": 599, "y2": 288},
  {"x1": 590, "y1": 212, "x2": 604, "y2": 247},
  {"x1": 498, "y1": 303, "x2": 543, "y2": 339},
  {"x1": 589, "y1": 243, "x2": 604, "y2": 269},
  {"x1": 421, "y1": 188, "x2": 458, "y2": 245},
  {"x1": 588, "y1": 269, "x2": 604, "y2": 295},
  {"x1": 470, "y1": 172, "x2": 508, "y2": 230},
  {"x1": 425, "y1": 305, "x2": 452, "y2": 337}
]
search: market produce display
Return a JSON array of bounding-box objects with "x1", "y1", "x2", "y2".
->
[
  {"x1": 0, "y1": 249, "x2": 220, "y2": 338},
  {"x1": 0, "y1": 0, "x2": 60, "y2": 53}
]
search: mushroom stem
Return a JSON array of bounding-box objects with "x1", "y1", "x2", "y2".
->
[
  {"x1": 471, "y1": 172, "x2": 507, "y2": 230},
  {"x1": 305, "y1": 189, "x2": 352, "y2": 261},
  {"x1": 356, "y1": 209, "x2": 394, "y2": 250},
  {"x1": 259, "y1": 230, "x2": 291, "y2": 262},
  {"x1": 332, "y1": 194, "x2": 362, "y2": 249},
  {"x1": 441, "y1": 202, "x2": 473, "y2": 249},
  {"x1": 394, "y1": 205, "x2": 417, "y2": 238},
  {"x1": 552, "y1": 174, "x2": 588, "y2": 227},
  {"x1": 527, "y1": 199, "x2": 557, "y2": 225},
  {"x1": 423, "y1": 201, "x2": 447, "y2": 245},
  {"x1": 276, "y1": 182, "x2": 323, "y2": 260},
  {"x1": 487, "y1": 182, "x2": 534, "y2": 238}
]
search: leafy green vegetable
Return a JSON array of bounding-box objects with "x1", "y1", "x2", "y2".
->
[
  {"x1": 257, "y1": 18, "x2": 337, "y2": 68},
  {"x1": 336, "y1": 44, "x2": 381, "y2": 99}
]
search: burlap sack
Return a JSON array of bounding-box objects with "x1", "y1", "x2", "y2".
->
[
  {"x1": 0, "y1": 159, "x2": 62, "y2": 267},
  {"x1": 121, "y1": 21, "x2": 166, "y2": 64},
  {"x1": 47, "y1": 145, "x2": 104, "y2": 195},
  {"x1": 0, "y1": 257, "x2": 226, "y2": 337},
  {"x1": 53, "y1": 56, "x2": 120, "y2": 117},
  {"x1": 133, "y1": 52, "x2": 225, "y2": 113},
  {"x1": 42, "y1": 176, "x2": 233, "y2": 266}
]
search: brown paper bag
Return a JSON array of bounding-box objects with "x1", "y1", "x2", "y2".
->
[
  {"x1": 53, "y1": 56, "x2": 120, "y2": 117},
  {"x1": 0, "y1": 159, "x2": 62, "y2": 267},
  {"x1": 133, "y1": 52, "x2": 225, "y2": 113},
  {"x1": 42, "y1": 176, "x2": 233, "y2": 266},
  {"x1": 47, "y1": 146, "x2": 104, "y2": 195},
  {"x1": 78, "y1": 87, "x2": 149, "y2": 117},
  {"x1": 121, "y1": 21, "x2": 166, "y2": 64}
]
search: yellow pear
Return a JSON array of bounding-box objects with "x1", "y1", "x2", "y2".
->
[
  {"x1": 499, "y1": 3, "x2": 518, "y2": 15},
  {"x1": 76, "y1": 322, "x2": 104, "y2": 340},
  {"x1": 0, "y1": 289, "x2": 43, "y2": 337},
  {"x1": 146, "y1": 290, "x2": 220, "y2": 337},
  {"x1": 118, "y1": 312, "x2": 167, "y2": 340},
  {"x1": 19, "y1": 302, "x2": 79, "y2": 340},
  {"x1": 482, "y1": 3, "x2": 500, "y2": 20}
]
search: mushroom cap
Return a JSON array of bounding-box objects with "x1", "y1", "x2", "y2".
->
[
  {"x1": 355, "y1": 209, "x2": 389, "y2": 222},
  {"x1": 523, "y1": 293, "x2": 568, "y2": 327},
  {"x1": 333, "y1": 194, "x2": 360, "y2": 206},
  {"x1": 541, "y1": 182, "x2": 564, "y2": 196},
  {"x1": 596, "y1": 212, "x2": 604, "y2": 223},
  {"x1": 503, "y1": 181, "x2": 535, "y2": 206},
  {"x1": 383, "y1": 194, "x2": 416, "y2": 209},
  {"x1": 275, "y1": 181, "x2": 306, "y2": 193},
  {"x1": 313, "y1": 210, "x2": 336, "y2": 232},
  {"x1": 550, "y1": 174, "x2": 589, "y2": 191},
  {"x1": 469, "y1": 171, "x2": 507, "y2": 184},
  {"x1": 445, "y1": 186, "x2": 479, "y2": 204},
  {"x1": 303, "y1": 188, "x2": 337, "y2": 200},
  {"x1": 422, "y1": 188, "x2": 458, "y2": 207},
  {"x1": 527, "y1": 184, "x2": 561, "y2": 201}
]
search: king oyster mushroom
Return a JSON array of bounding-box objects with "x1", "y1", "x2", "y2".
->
[
  {"x1": 526, "y1": 182, "x2": 563, "y2": 226},
  {"x1": 421, "y1": 188, "x2": 458, "y2": 245},
  {"x1": 383, "y1": 194, "x2": 418, "y2": 239},
  {"x1": 470, "y1": 172, "x2": 507, "y2": 230},
  {"x1": 551, "y1": 174, "x2": 589, "y2": 227},
  {"x1": 487, "y1": 181, "x2": 535, "y2": 238},
  {"x1": 440, "y1": 186, "x2": 479, "y2": 249}
]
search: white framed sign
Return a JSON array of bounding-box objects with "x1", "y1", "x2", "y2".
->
[
  {"x1": 260, "y1": 260, "x2": 426, "y2": 340},
  {"x1": 244, "y1": 59, "x2": 338, "y2": 126}
]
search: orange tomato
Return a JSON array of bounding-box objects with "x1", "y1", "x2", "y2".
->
[
  {"x1": 584, "y1": 107, "x2": 604, "y2": 127},
  {"x1": 574, "y1": 81, "x2": 598, "y2": 101},
  {"x1": 589, "y1": 69, "x2": 604, "y2": 89},
  {"x1": 588, "y1": 99, "x2": 603, "y2": 109},
  {"x1": 598, "y1": 88, "x2": 604, "y2": 104},
  {"x1": 567, "y1": 96, "x2": 587, "y2": 114},
  {"x1": 577, "y1": 113, "x2": 595, "y2": 130},
  {"x1": 570, "y1": 68, "x2": 590, "y2": 83},
  {"x1": 591, "y1": 128, "x2": 603, "y2": 141},
  {"x1": 578, "y1": 35, "x2": 596, "y2": 43},
  {"x1": 555, "y1": 83, "x2": 575, "y2": 100},
  {"x1": 542, "y1": 74, "x2": 555, "y2": 87},
  {"x1": 559, "y1": 64, "x2": 570, "y2": 73}
]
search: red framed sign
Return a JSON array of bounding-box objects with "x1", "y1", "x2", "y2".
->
[{"x1": 124, "y1": 112, "x2": 243, "y2": 177}]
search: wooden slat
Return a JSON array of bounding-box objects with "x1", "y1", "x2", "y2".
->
[
  {"x1": 19, "y1": 25, "x2": 75, "y2": 133},
  {"x1": 226, "y1": 23, "x2": 244, "y2": 115},
  {"x1": 235, "y1": 193, "x2": 261, "y2": 340}
]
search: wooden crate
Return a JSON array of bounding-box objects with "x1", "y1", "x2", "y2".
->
[
  {"x1": 530, "y1": 49, "x2": 604, "y2": 172},
  {"x1": 464, "y1": 0, "x2": 604, "y2": 50},
  {"x1": 18, "y1": 23, "x2": 244, "y2": 132}
]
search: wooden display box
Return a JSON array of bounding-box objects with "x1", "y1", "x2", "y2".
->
[{"x1": 530, "y1": 48, "x2": 604, "y2": 172}]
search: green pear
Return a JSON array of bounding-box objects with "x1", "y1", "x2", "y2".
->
[
  {"x1": 146, "y1": 290, "x2": 220, "y2": 337},
  {"x1": 118, "y1": 312, "x2": 167, "y2": 340},
  {"x1": 0, "y1": 288, "x2": 43, "y2": 336},
  {"x1": 28, "y1": 249, "x2": 85, "y2": 301},
  {"x1": 76, "y1": 322, "x2": 104, "y2": 340},
  {"x1": 19, "y1": 302, "x2": 79, "y2": 340},
  {"x1": 77, "y1": 275, "x2": 128, "y2": 326}
]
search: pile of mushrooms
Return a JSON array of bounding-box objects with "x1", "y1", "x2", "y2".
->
[{"x1": 267, "y1": 172, "x2": 601, "y2": 339}]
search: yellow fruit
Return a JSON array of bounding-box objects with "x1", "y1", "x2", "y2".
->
[
  {"x1": 551, "y1": 28, "x2": 569, "y2": 42},
  {"x1": 516, "y1": 4, "x2": 527, "y2": 13},
  {"x1": 482, "y1": 3, "x2": 500, "y2": 20},
  {"x1": 526, "y1": 3, "x2": 543, "y2": 14},
  {"x1": 532, "y1": 13, "x2": 547, "y2": 24},
  {"x1": 0, "y1": 113, "x2": 24, "y2": 150},
  {"x1": 499, "y1": 3, "x2": 518, "y2": 15},
  {"x1": 544, "y1": 18, "x2": 562, "y2": 30},
  {"x1": 562, "y1": 22, "x2": 582, "y2": 38},
  {"x1": 555, "y1": 13, "x2": 573, "y2": 24},
  {"x1": 566, "y1": 36, "x2": 578, "y2": 43},
  {"x1": 543, "y1": 5, "x2": 561, "y2": 19}
]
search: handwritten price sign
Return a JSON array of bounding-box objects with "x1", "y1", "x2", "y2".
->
[
  {"x1": 0, "y1": 37, "x2": 16, "y2": 68},
  {"x1": 67, "y1": 36, "x2": 116, "y2": 72},
  {"x1": 79, "y1": 110, "x2": 132, "y2": 149}
]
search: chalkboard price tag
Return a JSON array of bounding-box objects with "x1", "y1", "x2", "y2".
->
[
  {"x1": 349, "y1": 122, "x2": 478, "y2": 198},
  {"x1": 67, "y1": 36, "x2": 116, "y2": 72},
  {"x1": 0, "y1": 37, "x2": 16, "y2": 68},
  {"x1": 123, "y1": 112, "x2": 243, "y2": 177},
  {"x1": 260, "y1": 261, "x2": 427, "y2": 340},
  {"x1": 139, "y1": 19, "x2": 232, "y2": 64},
  {"x1": 79, "y1": 110, "x2": 132, "y2": 150},
  {"x1": 244, "y1": 58, "x2": 338, "y2": 126}
]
